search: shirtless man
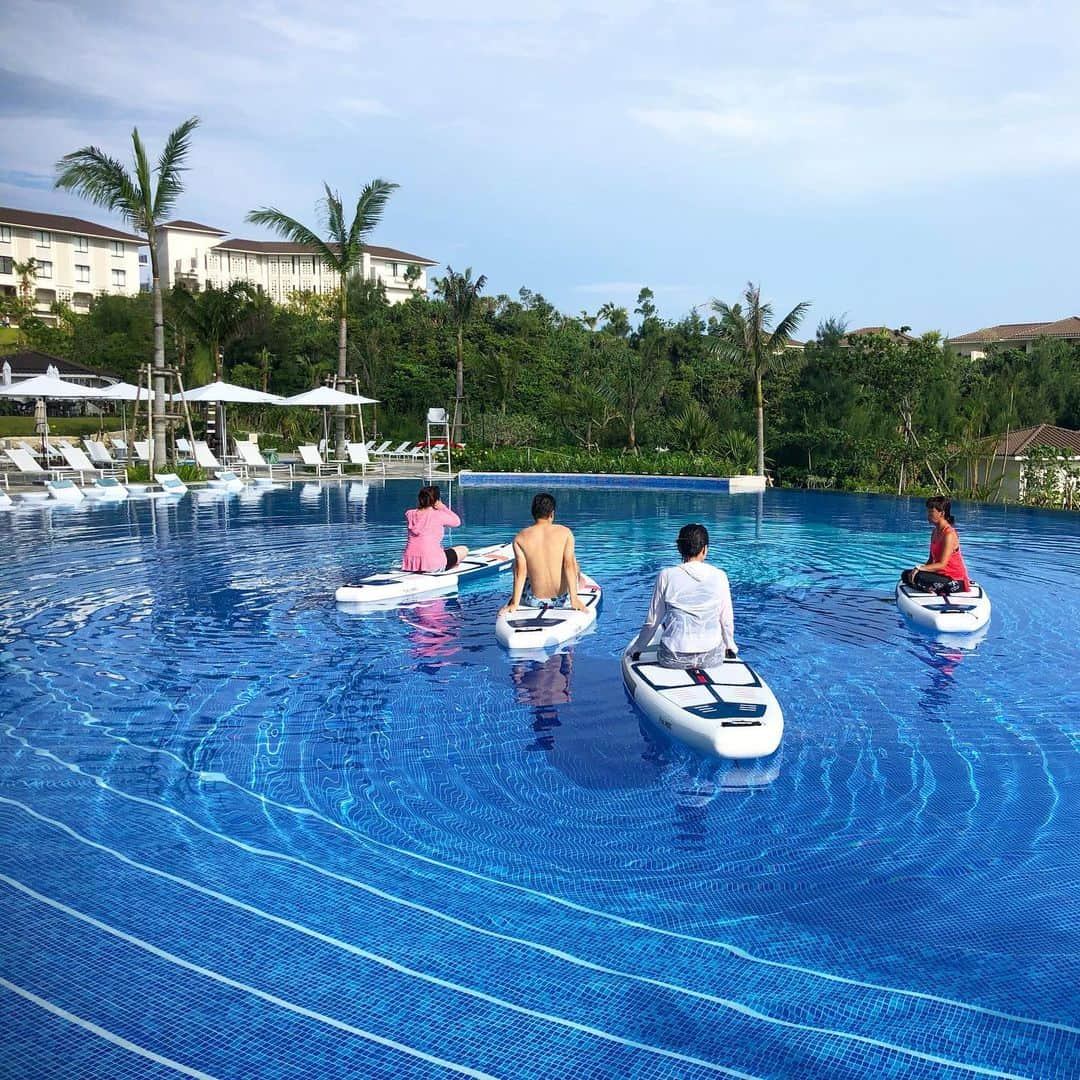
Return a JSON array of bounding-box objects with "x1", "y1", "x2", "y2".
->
[{"x1": 499, "y1": 492, "x2": 587, "y2": 614}]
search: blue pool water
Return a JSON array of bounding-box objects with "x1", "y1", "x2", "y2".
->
[{"x1": 0, "y1": 480, "x2": 1077, "y2": 1079}]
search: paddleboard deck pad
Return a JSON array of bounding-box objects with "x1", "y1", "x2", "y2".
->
[
  {"x1": 622, "y1": 642, "x2": 784, "y2": 760},
  {"x1": 336, "y1": 542, "x2": 513, "y2": 604},
  {"x1": 895, "y1": 581, "x2": 991, "y2": 633},
  {"x1": 495, "y1": 574, "x2": 602, "y2": 652}
]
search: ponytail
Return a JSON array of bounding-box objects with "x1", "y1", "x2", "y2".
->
[{"x1": 925, "y1": 495, "x2": 955, "y2": 525}]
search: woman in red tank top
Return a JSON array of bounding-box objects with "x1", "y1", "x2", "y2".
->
[{"x1": 900, "y1": 496, "x2": 971, "y2": 593}]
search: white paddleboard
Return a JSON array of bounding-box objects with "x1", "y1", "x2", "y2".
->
[
  {"x1": 895, "y1": 581, "x2": 991, "y2": 633},
  {"x1": 336, "y1": 542, "x2": 513, "y2": 605},
  {"x1": 495, "y1": 574, "x2": 602, "y2": 652},
  {"x1": 622, "y1": 638, "x2": 784, "y2": 760}
]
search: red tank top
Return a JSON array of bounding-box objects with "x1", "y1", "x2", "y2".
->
[{"x1": 929, "y1": 525, "x2": 970, "y2": 590}]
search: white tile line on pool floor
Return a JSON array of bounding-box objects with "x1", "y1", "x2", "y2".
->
[
  {"x1": 0, "y1": 976, "x2": 220, "y2": 1080},
  {"x1": 6, "y1": 721, "x2": 1075, "y2": 1042},
  {"x1": 0, "y1": 870, "x2": 758, "y2": 1080},
  {"x1": 0, "y1": 875, "x2": 501, "y2": 1080},
  {"x1": 2, "y1": 794, "x2": 1039, "y2": 1079},
  {"x1": 0, "y1": 760, "x2": 1067, "y2": 1080}
]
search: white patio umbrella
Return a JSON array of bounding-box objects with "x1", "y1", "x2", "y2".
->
[
  {"x1": 96, "y1": 381, "x2": 147, "y2": 452},
  {"x1": 178, "y1": 380, "x2": 282, "y2": 457},
  {"x1": 278, "y1": 386, "x2": 378, "y2": 452},
  {"x1": 0, "y1": 374, "x2": 110, "y2": 455}
]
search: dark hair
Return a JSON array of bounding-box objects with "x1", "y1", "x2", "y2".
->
[
  {"x1": 677, "y1": 523, "x2": 709, "y2": 559},
  {"x1": 925, "y1": 496, "x2": 955, "y2": 525},
  {"x1": 417, "y1": 485, "x2": 440, "y2": 509},
  {"x1": 531, "y1": 492, "x2": 556, "y2": 520}
]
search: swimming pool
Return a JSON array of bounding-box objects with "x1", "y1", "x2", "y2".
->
[{"x1": 1, "y1": 481, "x2": 1077, "y2": 1078}]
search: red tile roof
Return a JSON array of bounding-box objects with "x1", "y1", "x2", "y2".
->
[
  {"x1": 0, "y1": 206, "x2": 143, "y2": 244},
  {"x1": 161, "y1": 219, "x2": 228, "y2": 235},
  {"x1": 989, "y1": 424, "x2": 1080, "y2": 457},
  {"x1": 951, "y1": 317, "x2": 1080, "y2": 345},
  {"x1": 846, "y1": 326, "x2": 917, "y2": 342},
  {"x1": 212, "y1": 237, "x2": 436, "y2": 265}
]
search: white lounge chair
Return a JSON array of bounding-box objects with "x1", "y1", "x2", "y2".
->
[
  {"x1": 209, "y1": 470, "x2": 245, "y2": 493},
  {"x1": 59, "y1": 444, "x2": 125, "y2": 482},
  {"x1": 193, "y1": 440, "x2": 243, "y2": 475},
  {"x1": 85, "y1": 476, "x2": 129, "y2": 502},
  {"x1": 345, "y1": 442, "x2": 384, "y2": 476},
  {"x1": 235, "y1": 440, "x2": 293, "y2": 480},
  {"x1": 369, "y1": 440, "x2": 393, "y2": 457},
  {"x1": 3, "y1": 447, "x2": 75, "y2": 483},
  {"x1": 379, "y1": 440, "x2": 413, "y2": 460},
  {"x1": 84, "y1": 439, "x2": 118, "y2": 467},
  {"x1": 154, "y1": 472, "x2": 188, "y2": 497},
  {"x1": 111, "y1": 438, "x2": 130, "y2": 460},
  {"x1": 133, "y1": 440, "x2": 151, "y2": 463},
  {"x1": 297, "y1": 444, "x2": 343, "y2": 477},
  {"x1": 46, "y1": 478, "x2": 85, "y2": 503}
]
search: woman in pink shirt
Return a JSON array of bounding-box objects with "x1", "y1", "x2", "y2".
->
[{"x1": 402, "y1": 485, "x2": 469, "y2": 572}]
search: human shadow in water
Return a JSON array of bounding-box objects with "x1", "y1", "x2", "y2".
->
[
  {"x1": 510, "y1": 650, "x2": 575, "y2": 752},
  {"x1": 399, "y1": 596, "x2": 463, "y2": 668}
]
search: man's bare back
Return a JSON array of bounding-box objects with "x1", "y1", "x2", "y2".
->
[{"x1": 499, "y1": 497, "x2": 586, "y2": 614}]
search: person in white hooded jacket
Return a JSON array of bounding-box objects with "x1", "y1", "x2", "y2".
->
[{"x1": 629, "y1": 523, "x2": 737, "y2": 669}]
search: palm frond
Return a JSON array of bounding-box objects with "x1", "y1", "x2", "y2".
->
[
  {"x1": 320, "y1": 183, "x2": 347, "y2": 246},
  {"x1": 345, "y1": 178, "x2": 400, "y2": 251},
  {"x1": 130, "y1": 128, "x2": 155, "y2": 232},
  {"x1": 152, "y1": 116, "x2": 200, "y2": 221},
  {"x1": 769, "y1": 301, "x2": 812, "y2": 347},
  {"x1": 54, "y1": 145, "x2": 143, "y2": 227},
  {"x1": 245, "y1": 207, "x2": 339, "y2": 269}
]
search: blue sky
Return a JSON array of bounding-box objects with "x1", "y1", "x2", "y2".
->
[{"x1": 2, "y1": 0, "x2": 1078, "y2": 336}]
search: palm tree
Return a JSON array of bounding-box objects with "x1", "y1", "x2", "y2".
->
[
  {"x1": 56, "y1": 117, "x2": 200, "y2": 471},
  {"x1": 12, "y1": 257, "x2": 38, "y2": 307},
  {"x1": 434, "y1": 266, "x2": 487, "y2": 443},
  {"x1": 710, "y1": 282, "x2": 810, "y2": 477},
  {"x1": 247, "y1": 179, "x2": 398, "y2": 454}
]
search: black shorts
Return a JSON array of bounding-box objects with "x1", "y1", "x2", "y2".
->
[
  {"x1": 901, "y1": 569, "x2": 964, "y2": 594},
  {"x1": 444, "y1": 547, "x2": 460, "y2": 570}
]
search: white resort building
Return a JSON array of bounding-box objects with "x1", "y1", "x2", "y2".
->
[
  {"x1": 950, "y1": 316, "x2": 1080, "y2": 359},
  {"x1": 0, "y1": 207, "x2": 144, "y2": 323},
  {"x1": 156, "y1": 220, "x2": 437, "y2": 304}
]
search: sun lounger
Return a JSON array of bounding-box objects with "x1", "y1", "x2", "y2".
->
[
  {"x1": 208, "y1": 470, "x2": 245, "y2": 493},
  {"x1": 154, "y1": 472, "x2": 188, "y2": 497},
  {"x1": 235, "y1": 440, "x2": 293, "y2": 480},
  {"x1": 59, "y1": 444, "x2": 125, "y2": 482},
  {"x1": 46, "y1": 478, "x2": 85, "y2": 503},
  {"x1": 84, "y1": 476, "x2": 129, "y2": 501},
  {"x1": 84, "y1": 439, "x2": 118, "y2": 467},
  {"x1": 133, "y1": 441, "x2": 150, "y2": 463},
  {"x1": 3, "y1": 447, "x2": 77, "y2": 483},
  {"x1": 369, "y1": 440, "x2": 393, "y2": 457},
  {"x1": 298, "y1": 444, "x2": 343, "y2": 477},
  {"x1": 345, "y1": 442, "x2": 384, "y2": 476},
  {"x1": 110, "y1": 438, "x2": 129, "y2": 460},
  {"x1": 379, "y1": 440, "x2": 413, "y2": 460},
  {"x1": 193, "y1": 440, "x2": 244, "y2": 475}
]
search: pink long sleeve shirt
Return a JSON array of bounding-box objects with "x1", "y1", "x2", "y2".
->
[{"x1": 402, "y1": 505, "x2": 461, "y2": 571}]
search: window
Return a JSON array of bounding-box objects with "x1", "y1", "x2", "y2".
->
[
  {"x1": 73, "y1": 235, "x2": 89, "y2": 252},
  {"x1": 110, "y1": 240, "x2": 124, "y2": 257},
  {"x1": 76, "y1": 264, "x2": 91, "y2": 284},
  {"x1": 111, "y1": 268, "x2": 126, "y2": 287},
  {"x1": 0, "y1": 226, "x2": 10, "y2": 243},
  {"x1": 391, "y1": 262, "x2": 399, "y2": 277},
  {"x1": 37, "y1": 260, "x2": 53, "y2": 279},
  {"x1": 0, "y1": 256, "x2": 11, "y2": 274},
  {"x1": 37, "y1": 231, "x2": 51, "y2": 248}
]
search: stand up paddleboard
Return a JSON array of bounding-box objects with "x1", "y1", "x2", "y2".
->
[
  {"x1": 622, "y1": 637, "x2": 784, "y2": 759},
  {"x1": 495, "y1": 574, "x2": 602, "y2": 652},
  {"x1": 336, "y1": 542, "x2": 513, "y2": 604},
  {"x1": 895, "y1": 581, "x2": 991, "y2": 634}
]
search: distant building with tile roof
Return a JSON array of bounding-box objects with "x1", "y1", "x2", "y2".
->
[{"x1": 949, "y1": 317, "x2": 1080, "y2": 359}]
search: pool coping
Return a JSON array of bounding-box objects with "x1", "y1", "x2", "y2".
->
[{"x1": 456, "y1": 471, "x2": 766, "y2": 493}]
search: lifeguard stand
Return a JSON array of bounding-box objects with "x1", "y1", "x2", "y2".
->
[{"x1": 425, "y1": 407, "x2": 452, "y2": 480}]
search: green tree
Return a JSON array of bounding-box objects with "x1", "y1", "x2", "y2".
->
[
  {"x1": 56, "y1": 116, "x2": 200, "y2": 470},
  {"x1": 247, "y1": 178, "x2": 398, "y2": 453},
  {"x1": 434, "y1": 266, "x2": 487, "y2": 442},
  {"x1": 172, "y1": 281, "x2": 259, "y2": 381},
  {"x1": 12, "y1": 257, "x2": 37, "y2": 310},
  {"x1": 710, "y1": 282, "x2": 810, "y2": 477}
]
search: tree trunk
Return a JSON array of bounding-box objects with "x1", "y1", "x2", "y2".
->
[
  {"x1": 453, "y1": 326, "x2": 464, "y2": 444},
  {"x1": 755, "y1": 373, "x2": 765, "y2": 477},
  {"x1": 150, "y1": 248, "x2": 166, "y2": 474},
  {"x1": 335, "y1": 288, "x2": 348, "y2": 456}
]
